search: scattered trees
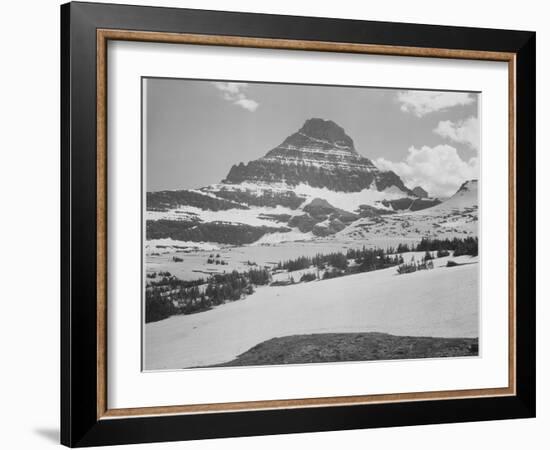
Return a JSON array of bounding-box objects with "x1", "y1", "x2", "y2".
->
[
  {"x1": 349, "y1": 246, "x2": 403, "y2": 272},
  {"x1": 277, "y1": 252, "x2": 349, "y2": 272},
  {"x1": 396, "y1": 243, "x2": 411, "y2": 253},
  {"x1": 146, "y1": 237, "x2": 478, "y2": 322},
  {"x1": 396, "y1": 254, "x2": 434, "y2": 275},
  {"x1": 394, "y1": 236, "x2": 479, "y2": 276},
  {"x1": 278, "y1": 255, "x2": 311, "y2": 272},
  {"x1": 300, "y1": 272, "x2": 317, "y2": 282},
  {"x1": 415, "y1": 237, "x2": 478, "y2": 256},
  {"x1": 207, "y1": 257, "x2": 227, "y2": 265},
  {"x1": 145, "y1": 290, "x2": 175, "y2": 323},
  {"x1": 396, "y1": 263, "x2": 417, "y2": 274},
  {"x1": 453, "y1": 237, "x2": 478, "y2": 256},
  {"x1": 322, "y1": 268, "x2": 345, "y2": 280},
  {"x1": 145, "y1": 268, "x2": 271, "y2": 323},
  {"x1": 278, "y1": 247, "x2": 404, "y2": 275}
]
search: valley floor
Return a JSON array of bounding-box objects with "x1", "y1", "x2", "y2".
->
[
  {"x1": 146, "y1": 237, "x2": 422, "y2": 281},
  {"x1": 144, "y1": 254, "x2": 479, "y2": 370}
]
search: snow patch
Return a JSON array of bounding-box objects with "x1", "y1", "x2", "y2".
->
[
  {"x1": 252, "y1": 230, "x2": 314, "y2": 245},
  {"x1": 202, "y1": 181, "x2": 409, "y2": 213},
  {"x1": 293, "y1": 184, "x2": 406, "y2": 212},
  {"x1": 146, "y1": 238, "x2": 219, "y2": 253},
  {"x1": 188, "y1": 188, "x2": 247, "y2": 206},
  {"x1": 148, "y1": 205, "x2": 296, "y2": 228}
]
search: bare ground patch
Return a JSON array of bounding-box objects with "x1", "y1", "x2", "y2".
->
[{"x1": 209, "y1": 332, "x2": 478, "y2": 367}]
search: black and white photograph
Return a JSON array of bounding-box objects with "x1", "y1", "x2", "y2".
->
[
  {"x1": 143, "y1": 78, "x2": 480, "y2": 371},
  {"x1": 0, "y1": 0, "x2": 541, "y2": 447}
]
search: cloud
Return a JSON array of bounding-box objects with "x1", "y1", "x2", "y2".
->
[
  {"x1": 212, "y1": 82, "x2": 259, "y2": 112},
  {"x1": 434, "y1": 116, "x2": 479, "y2": 150},
  {"x1": 233, "y1": 98, "x2": 259, "y2": 111},
  {"x1": 376, "y1": 144, "x2": 478, "y2": 198},
  {"x1": 396, "y1": 91, "x2": 475, "y2": 117}
]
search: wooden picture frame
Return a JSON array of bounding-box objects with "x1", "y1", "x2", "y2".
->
[{"x1": 61, "y1": 2, "x2": 535, "y2": 447}]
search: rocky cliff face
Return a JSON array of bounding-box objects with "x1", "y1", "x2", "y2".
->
[
  {"x1": 224, "y1": 118, "x2": 413, "y2": 194},
  {"x1": 412, "y1": 186, "x2": 429, "y2": 198}
]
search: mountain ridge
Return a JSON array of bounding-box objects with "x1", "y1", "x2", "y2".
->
[{"x1": 224, "y1": 118, "x2": 414, "y2": 195}]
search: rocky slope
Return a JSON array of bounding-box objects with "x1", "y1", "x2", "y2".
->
[{"x1": 412, "y1": 186, "x2": 429, "y2": 198}]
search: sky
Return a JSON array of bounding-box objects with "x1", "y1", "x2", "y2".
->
[{"x1": 144, "y1": 78, "x2": 479, "y2": 197}]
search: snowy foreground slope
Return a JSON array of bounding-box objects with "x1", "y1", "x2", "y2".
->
[{"x1": 144, "y1": 255, "x2": 479, "y2": 370}]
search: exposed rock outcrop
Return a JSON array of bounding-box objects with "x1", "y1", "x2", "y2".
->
[{"x1": 224, "y1": 118, "x2": 413, "y2": 194}]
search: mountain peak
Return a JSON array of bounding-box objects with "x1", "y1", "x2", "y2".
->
[
  {"x1": 457, "y1": 179, "x2": 478, "y2": 193},
  {"x1": 433, "y1": 179, "x2": 478, "y2": 211},
  {"x1": 271, "y1": 118, "x2": 358, "y2": 160},
  {"x1": 223, "y1": 118, "x2": 412, "y2": 194},
  {"x1": 296, "y1": 118, "x2": 355, "y2": 152}
]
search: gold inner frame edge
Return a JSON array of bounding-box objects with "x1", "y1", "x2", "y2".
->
[{"x1": 96, "y1": 29, "x2": 517, "y2": 420}]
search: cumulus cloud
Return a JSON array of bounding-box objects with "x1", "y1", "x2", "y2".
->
[
  {"x1": 396, "y1": 91, "x2": 475, "y2": 117},
  {"x1": 434, "y1": 116, "x2": 479, "y2": 150},
  {"x1": 212, "y1": 82, "x2": 259, "y2": 112},
  {"x1": 376, "y1": 144, "x2": 479, "y2": 198}
]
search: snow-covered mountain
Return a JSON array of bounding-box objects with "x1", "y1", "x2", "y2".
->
[
  {"x1": 339, "y1": 179, "x2": 479, "y2": 242},
  {"x1": 146, "y1": 119, "x2": 474, "y2": 246},
  {"x1": 434, "y1": 179, "x2": 478, "y2": 211}
]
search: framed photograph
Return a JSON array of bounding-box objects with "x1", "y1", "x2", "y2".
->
[{"x1": 61, "y1": 2, "x2": 536, "y2": 447}]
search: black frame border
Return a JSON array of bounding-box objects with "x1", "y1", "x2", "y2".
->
[{"x1": 61, "y1": 2, "x2": 535, "y2": 447}]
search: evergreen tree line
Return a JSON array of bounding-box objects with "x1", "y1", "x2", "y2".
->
[
  {"x1": 147, "y1": 272, "x2": 205, "y2": 290},
  {"x1": 388, "y1": 237, "x2": 478, "y2": 256},
  {"x1": 276, "y1": 252, "x2": 350, "y2": 272},
  {"x1": 278, "y1": 246, "x2": 403, "y2": 275},
  {"x1": 396, "y1": 253, "x2": 435, "y2": 275},
  {"x1": 300, "y1": 272, "x2": 317, "y2": 282},
  {"x1": 348, "y1": 246, "x2": 404, "y2": 273},
  {"x1": 276, "y1": 237, "x2": 477, "y2": 283},
  {"x1": 145, "y1": 268, "x2": 271, "y2": 323},
  {"x1": 415, "y1": 237, "x2": 478, "y2": 256}
]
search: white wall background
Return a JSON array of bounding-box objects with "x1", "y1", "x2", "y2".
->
[{"x1": 0, "y1": 0, "x2": 545, "y2": 448}]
